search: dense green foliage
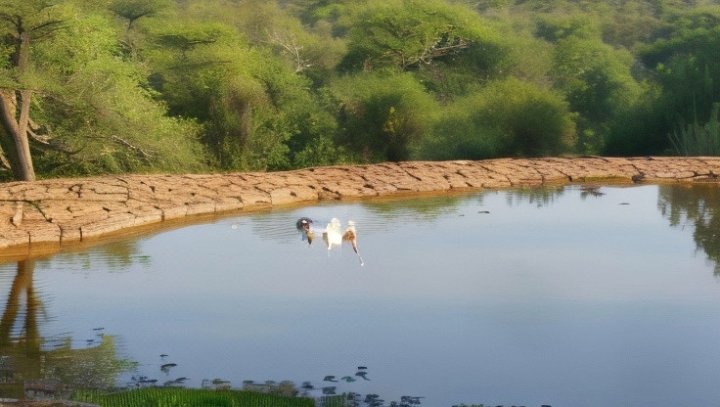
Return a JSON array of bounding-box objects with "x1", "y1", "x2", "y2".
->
[
  {"x1": 0, "y1": 0, "x2": 718, "y2": 180},
  {"x1": 73, "y1": 388, "x2": 314, "y2": 407}
]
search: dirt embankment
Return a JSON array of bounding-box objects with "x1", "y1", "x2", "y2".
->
[{"x1": 1, "y1": 157, "x2": 719, "y2": 256}]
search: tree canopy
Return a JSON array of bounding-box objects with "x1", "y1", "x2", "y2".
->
[{"x1": 0, "y1": 0, "x2": 718, "y2": 180}]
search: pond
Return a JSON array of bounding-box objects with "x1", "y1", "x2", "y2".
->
[{"x1": 2, "y1": 184, "x2": 720, "y2": 407}]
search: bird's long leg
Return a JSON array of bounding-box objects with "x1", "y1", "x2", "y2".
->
[{"x1": 352, "y1": 241, "x2": 364, "y2": 266}]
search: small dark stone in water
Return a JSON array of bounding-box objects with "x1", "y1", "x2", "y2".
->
[
  {"x1": 478, "y1": 210, "x2": 490, "y2": 214},
  {"x1": 619, "y1": 202, "x2": 630, "y2": 205}
]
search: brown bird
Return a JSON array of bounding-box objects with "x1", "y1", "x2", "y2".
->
[{"x1": 343, "y1": 221, "x2": 364, "y2": 266}]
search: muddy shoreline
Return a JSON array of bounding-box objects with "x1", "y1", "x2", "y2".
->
[{"x1": 1, "y1": 157, "x2": 719, "y2": 258}]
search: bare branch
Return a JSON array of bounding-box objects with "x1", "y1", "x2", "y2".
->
[
  {"x1": 27, "y1": 128, "x2": 83, "y2": 155},
  {"x1": 110, "y1": 135, "x2": 152, "y2": 160},
  {"x1": 265, "y1": 30, "x2": 311, "y2": 73}
]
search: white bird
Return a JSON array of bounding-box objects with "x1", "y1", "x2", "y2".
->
[{"x1": 323, "y1": 218, "x2": 343, "y2": 250}]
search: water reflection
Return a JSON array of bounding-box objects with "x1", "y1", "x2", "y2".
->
[
  {"x1": 34, "y1": 240, "x2": 151, "y2": 273},
  {"x1": 658, "y1": 184, "x2": 720, "y2": 275},
  {"x1": 0, "y1": 260, "x2": 135, "y2": 400},
  {"x1": 504, "y1": 186, "x2": 567, "y2": 208}
]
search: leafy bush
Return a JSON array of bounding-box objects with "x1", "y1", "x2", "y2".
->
[
  {"x1": 419, "y1": 77, "x2": 575, "y2": 159},
  {"x1": 330, "y1": 71, "x2": 437, "y2": 162}
]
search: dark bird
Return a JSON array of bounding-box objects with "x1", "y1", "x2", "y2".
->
[
  {"x1": 301, "y1": 381, "x2": 314, "y2": 390},
  {"x1": 296, "y1": 217, "x2": 313, "y2": 231},
  {"x1": 323, "y1": 375, "x2": 338, "y2": 382},
  {"x1": 341, "y1": 376, "x2": 356, "y2": 383},
  {"x1": 357, "y1": 366, "x2": 367, "y2": 370},
  {"x1": 355, "y1": 371, "x2": 370, "y2": 380},
  {"x1": 160, "y1": 354, "x2": 169, "y2": 358},
  {"x1": 161, "y1": 363, "x2": 177, "y2": 373},
  {"x1": 296, "y1": 217, "x2": 314, "y2": 244}
]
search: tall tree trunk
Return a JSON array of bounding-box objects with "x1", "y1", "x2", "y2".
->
[
  {"x1": 0, "y1": 260, "x2": 36, "y2": 347},
  {"x1": 0, "y1": 90, "x2": 23, "y2": 178},
  {"x1": 15, "y1": 89, "x2": 35, "y2": 181},
  {"x1": 0, "y1": 91, "x2": 35, "y2": 181},
  {"x1": 0, "y1": 30, "x2": 36, "y2": 181}
]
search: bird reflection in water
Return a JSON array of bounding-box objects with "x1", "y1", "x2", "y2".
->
[{"x1": 296, "y1": 217, "x2": 364, "y2": 265}]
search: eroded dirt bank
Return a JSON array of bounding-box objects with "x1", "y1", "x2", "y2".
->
[{"x1": 1, "y1": 156, "x2": 719, "y2": 255}]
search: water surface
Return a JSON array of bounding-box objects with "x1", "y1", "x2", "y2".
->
[{"x1": 2, "y1": 184, "x2": 720, "y2": 406}]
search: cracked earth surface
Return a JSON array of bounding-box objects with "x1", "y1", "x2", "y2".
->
[{"x1": 1, "y1": 157, "x2": 720, "y2": 256}]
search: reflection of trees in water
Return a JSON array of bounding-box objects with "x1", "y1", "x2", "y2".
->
[
  {"x1": 0, "y1": 260, "x2": 135, "y2": 399},
  {"x1": 248, "y1": 187, "x2": 604, "y2": 243},
  {"x1": 1, "y1": 261, "x2": 43, "y2": 356},
  {"x1": 245, "y1": 194, "x2": 470, "y2": 243},
  {"x1": 36, "y1": 240, "x2": 151, "y2": 272},
  {"x1": 504, "y1": 184, "x2": 612, "y2": 207},
  {"x1": 362, "y1": 194, "x2": 464, "y2": 223},
  {"x1": 658, "y1": 184, "x2": 720, "y2": 275},
  {"x1": 236, "y1": 366, "x2": 426, "y2": 407},
  {"x1": 504, "y1": 186, "x2": 567, "y2": 208}
]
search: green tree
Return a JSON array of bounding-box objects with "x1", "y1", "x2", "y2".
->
[
  {"x1": 642, "y1": 6, "x2": 720, "y2": 125},
  {"x1": 0, "y1": 0, "x2": 208, "y2": 180},
  {"x1": 110, "y1": 0, "x2": 171, "y2": 30},
  {"x1": 141, "y1": 2, "x2": 331, "y2": 171},
  {"x1": 330, "y1": 71, "x2": 437, "y2": 162},
  {"x1": 0, "y1": 0, "x2": 65, "y2": 180},
  {"x1": 420, "y1": 77, "x2": 576, "y2": 159},
  {"x1": 606, "y1": 5, "x2": 720, "y2": 155},
  {"x1": 554, "y1": 39, "x2": 642, "y2": 153},
  {"x1": 339, "y1": 0, "x2": 507, "y2": 75}
]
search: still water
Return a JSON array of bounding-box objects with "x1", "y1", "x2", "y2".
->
[{"x1": 2, "y1": 184, "x2": 720, "y2": 406}]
